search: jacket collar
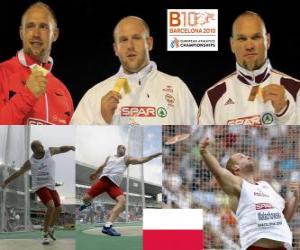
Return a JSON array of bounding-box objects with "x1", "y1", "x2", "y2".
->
[
  {"x1": 117, "y1": 61, "x2": 157, "y2": 83},
  {"x1": 236, "y1": 59, "x2": 271, "y2": 85},
  {"x1": 17, "y1": 49, "x2": 53, "y2": 71}
]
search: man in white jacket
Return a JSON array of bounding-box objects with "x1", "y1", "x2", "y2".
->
[
  {"x1": 71, "y1": 16, "x2": 197, "y2": 125},
  {"x1": 198, "y1": 11, "x2": 300, "y2": 125}
]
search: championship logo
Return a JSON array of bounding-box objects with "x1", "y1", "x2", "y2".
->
[{"x1": 167, "y1": 9, "x2": 218, "y2": 51}]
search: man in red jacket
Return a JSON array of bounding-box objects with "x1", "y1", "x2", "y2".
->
[{"x1": 0, "y1": 2, "x2": 74, "y2": 125}]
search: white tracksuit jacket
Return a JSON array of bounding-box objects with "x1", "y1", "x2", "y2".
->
[
  {"x1": 198, "y1": 60, "x2": 300, "y2": 125},
  {"x1": 71, "y1": 62, "x2": 198, "y2": 125}
]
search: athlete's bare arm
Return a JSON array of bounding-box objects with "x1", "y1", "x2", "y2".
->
[
  {"x1": 283, "y1": 181, "x2": 300, "y2": 222},
  {"x1": 49, "y1": 146, "x2": 75, "y2": 156},
  {"x1": 89, "y1": 157, "x2": 110, "y2": 181},
  {"x1": 0, "y1": 160, "x2": 31, "y2": 189},
  {"x1": 199, "y1": 137, "x2": 242, "y2": 196},
  {"x1": 125, "y1": 152, "x2": 162, "y2": 166}
]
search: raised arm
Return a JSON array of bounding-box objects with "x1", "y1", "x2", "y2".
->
[
  {"x1": 125, "y1": 152, "x2": 162, "y2": 166},
  {"x1": 283, "y1": 181, "x2": 300, "y2": 222},
  {"x1": 199, "y1": 137, "x2": 242, "y2": 196},
  {"x1": 49, "y1": 146, "x2": 75, "y2": 156},
  {"x1": 89, "y1": 156, "x2": 110, "y2": 181},
  {"x1": 1, "y1": 160, "x2": 31, "y2": 188}
]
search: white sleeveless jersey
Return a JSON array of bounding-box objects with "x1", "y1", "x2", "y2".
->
[
  {"x1": 30, "y1": 149, "x2": 55, "y2": 192},
  {"x1": 100, "y1": 155, "x2": 126, "y2": 186},
  {"x1": 236, "y1": 180, "x2": 292, "y2": 250}
]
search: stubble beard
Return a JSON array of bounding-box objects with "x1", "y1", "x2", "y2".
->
[
  {"x1": 121, "y1": 51, "x2": 148, "y2": 74},
  {"x1": 25, "y1": 47, "x2": 48, "y2": 63}
]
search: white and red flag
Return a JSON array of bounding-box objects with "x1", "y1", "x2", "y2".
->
[{"x1": 143, "y1": 209, "x2": 203, "y2": 250}]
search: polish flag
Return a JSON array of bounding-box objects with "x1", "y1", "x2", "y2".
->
[{"x1": 143, "y1": 209, "x2": 203, "y2": 250}]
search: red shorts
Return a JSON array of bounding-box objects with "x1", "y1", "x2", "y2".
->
[
  {"x1": 87, "y1": 176, "x2": 124, "y2": 200},
  {"x1": 247, "y1": 246, "x2": 286, "y2": 250},
  {"x1": 36, "y1": 187, "x2": 61, "y2": 207}
]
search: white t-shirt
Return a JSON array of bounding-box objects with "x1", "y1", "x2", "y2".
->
[
  {"x1": 100, "y1": 155, "x2": 127, "y2": 186},
  {"x1": 236, "y1": 180, "x2": 292, "y2": 250},
  {"x1": 71, "y1": 61, "x2": 198, "y2": 125},
  {"x1": 30, "y1": 149, "x2": 55, "y2": 192}
]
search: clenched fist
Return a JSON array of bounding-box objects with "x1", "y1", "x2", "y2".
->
[
  {"x1": 101, "y1": 91, "x2": 122, "y2": 124},
  {"x1": 262, "y1": 84, "x2": 287, "y2": 113},
  {"x1": 26, "y1": 71, "x2": 47, "y2": 98}
]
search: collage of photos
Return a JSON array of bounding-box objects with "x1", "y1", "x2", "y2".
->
[{"x1": 0, "y1": 0, "x2": 300, "y2": 249}]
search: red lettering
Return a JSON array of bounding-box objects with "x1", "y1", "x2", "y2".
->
[
  {"x1": 121, "y1": 107, "x2": 156, "y2": 117},
  {"x1": 256, "y1": 203, "x2": 273, "y2": 210}
]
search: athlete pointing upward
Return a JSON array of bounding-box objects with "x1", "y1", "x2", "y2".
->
[{"x1": 199, "y1": 137, "x2": 299, "y2": 250}]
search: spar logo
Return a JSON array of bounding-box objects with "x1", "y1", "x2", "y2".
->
[
  {"x1": 121, "y1": 106, "x2": 167, "y2": 118},
  {"x1": 227, "y1": 115, "x2": 261, "y2": 125},
  {"x1": 121, "y1": 106, "x2": 156, "y2": 117},
  {"x1": 256, "y1": 203, "x2": 273, "y2": 210}
]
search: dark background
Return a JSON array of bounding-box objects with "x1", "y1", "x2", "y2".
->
[{"x1": 1, "y1": 0, "x2": 299, "y2": 107}]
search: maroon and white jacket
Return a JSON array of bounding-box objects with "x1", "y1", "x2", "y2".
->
[{"x1": 198, "y1": 60, "x2": 300, "y2": 125}]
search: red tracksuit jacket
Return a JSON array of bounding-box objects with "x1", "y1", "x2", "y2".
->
[{"x1": 0, "y1": 50, "x2": 74, "y2": 124}]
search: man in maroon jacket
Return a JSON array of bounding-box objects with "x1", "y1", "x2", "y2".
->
[{"x1": 0, "y1": 2, "x2": 74, "y2": 125}]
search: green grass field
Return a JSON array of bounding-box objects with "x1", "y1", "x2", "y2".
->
[
  {"x1": 0, "y1": 222, "x2": 142, "y2": 250},
  {"x1": 0, "y1": 229, "x2": 75, "y2": 239},
  {"x1": 76, "y1": 222, "x2": 142, "y2": 250},
  {"x1": 0, "y1": 229, "x2": 75, "y2": 250}
]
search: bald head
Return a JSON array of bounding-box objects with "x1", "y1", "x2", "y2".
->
[
  {"x1": 113, "y1": 16, "x2": 150, "y2": 42},
  {"x1": 21, "y1": 1, "x2": 57, "y2": 28},
  {"x1": 232, "y1": 11, "x2": 266, "y2": 37},
  {"x1": 112, "y1": 15, "x2": 153, "y2": 74},
  {"x1": 230, "y1": 11, "x2": 270, "y2": 71},
  {"x1": 31, "y1": 140, "x2": 42, "y2": 150},
  {"x1": 117, "y1": 144, "x2": 126, "y2": 156},
  {"x1": 31, "y1": 140, "x2": 45, "y2": 156},
  {"x1": 226, "y1": 153, "x2": 256, "y2": 177}
]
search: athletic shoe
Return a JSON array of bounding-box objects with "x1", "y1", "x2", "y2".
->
[
  {"x1": 42, "y1": 234, "x2": 50, "y2": 245},
  {"x1": 102, "y1": 225, "x2": 121, "y2": 236},
  {"x1": 79, "y1": 202, "x2": 91, "y2": 211},
  {"x1": 48, "y1": 228, "x2": 56, "y2": 241}
]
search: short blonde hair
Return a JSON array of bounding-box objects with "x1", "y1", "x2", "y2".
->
[
  {"x1": 113, "y1": 16, "x2": 150, "y2": 42},
  {"x1": 21, "y1": 1, "x2": 58, "y2": 28}
]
